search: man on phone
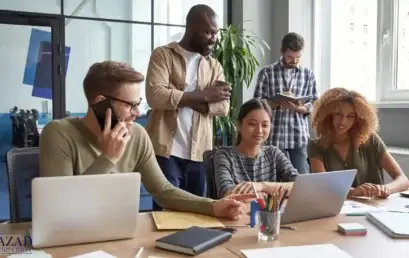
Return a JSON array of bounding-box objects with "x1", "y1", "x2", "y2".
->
[
  {"x1": 39, "y1": 61, "x2": 251, "y2": 220},
  {"x1": 254, "y1": 32, "x2": 319, "y2": 175},
  {"x1": 145, "y1": 4, "x2": 230, "y2": 206}
]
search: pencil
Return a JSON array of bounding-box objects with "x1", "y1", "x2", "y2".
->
[{"x1": 279, "y1": 189, "x2": 288, "y2": 210}]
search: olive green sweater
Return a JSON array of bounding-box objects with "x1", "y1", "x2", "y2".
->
[{"x1": 39, "y1": 117, "x2": 215, "y2": 215}]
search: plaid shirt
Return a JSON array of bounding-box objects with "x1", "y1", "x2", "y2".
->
[{"x1": 254, "y1": 58, "x2": 318, "y2": 150}]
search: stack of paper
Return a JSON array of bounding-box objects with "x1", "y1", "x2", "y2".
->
[{"x1": 241, "y1": 244, "x2": 352, "y2": 258}]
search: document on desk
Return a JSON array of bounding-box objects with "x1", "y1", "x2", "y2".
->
[
  {"x1": 70, "y1": 251, "x2": 117, "y2": 258},
  {"x1": 152, "y1": 211, "x2": 225, "y2": 230},
  {"x1": 7, "y1": 250, "x2": 52, "y2": 258},
  {"x1": 241, "y1": 244, "x2": 352, "y2": 258},
  {"x1": 340, "y1": 200, "x2": 383, "y2": 215}
]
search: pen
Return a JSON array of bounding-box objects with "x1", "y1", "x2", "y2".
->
[{"x1": 135, "y1": 247, "x2": 144, "y2": 258}]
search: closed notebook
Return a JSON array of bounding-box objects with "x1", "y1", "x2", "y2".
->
[
  {"x1": 366, "y1": 211, "x2": 409, "y2": 238},
  {"x1": 155, "y1": 226, "x2": 232, "y2": 256}
]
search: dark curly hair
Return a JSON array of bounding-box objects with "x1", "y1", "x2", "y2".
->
[{"x1": 311, "y1": 87, "x2": 379, "y2": 148}]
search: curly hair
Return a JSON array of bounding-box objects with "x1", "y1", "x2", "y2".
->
[{"x1": 311, "y1": 87, "x2": 379, "y2": 148}]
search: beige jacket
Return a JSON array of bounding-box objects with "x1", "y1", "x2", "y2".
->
[{"x1": 145, "y1": 42, "x2": 229, "y2": 162}]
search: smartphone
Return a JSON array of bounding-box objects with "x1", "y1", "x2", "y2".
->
[{"x1": 91, "y1": 99, "x2": 119, "y2": 130}]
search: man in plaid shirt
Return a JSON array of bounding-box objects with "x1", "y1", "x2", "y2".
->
[{"x1": 254, "y1": 32, "x2": 318, "y2": 174}]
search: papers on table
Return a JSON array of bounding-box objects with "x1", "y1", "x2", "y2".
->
[
  {"x1": 340, "y1": 200, "x2": 383, "y2": 215},
  {"x1": 151, "y1": 211, "x2": 225, "y2": 230},
  {"x1": 241, "y1": 244, "x2": 352, "y2": 258},
  {"x1": 7, "y1": 250, "x2": 52, "y2": 258},
  {"x1": 70, "y1": 251, "x2": 116, "y2": 258},
  {"x1": 378, "y1": 197, "x2": 409, "y2": 213}
]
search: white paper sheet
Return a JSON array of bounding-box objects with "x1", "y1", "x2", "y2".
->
[
  {"x1": 69, "y1": 251, "x2": 117, "y2": 258},
  {"x1": 378, "y1": 198, "x2": 409, "y2": 213},
  {"x1": 241, "y1": 244, "x2": 352, "y2": 258},
  {"x1": 7, "y1": 250, "x2": 52, "y2": 258},
  {"x1": 340, "y1": 200, "x2": 383, "y2": 214}
]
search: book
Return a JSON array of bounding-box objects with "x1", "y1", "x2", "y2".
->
[
  {"x1": 155, "y1": 226, "x2": 232, "y2": 256},
  {"x1": 151, "y1": 211, "x2": 225, "y2": 230},
  {"x1": 269, "y1": 93, "x2": 312, "y2": 104}
]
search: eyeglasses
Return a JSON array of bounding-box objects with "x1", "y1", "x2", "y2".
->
[{"x1": 104, "y1": 95, "x2": 143, "y2": 113}]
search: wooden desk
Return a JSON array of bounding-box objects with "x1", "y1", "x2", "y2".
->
[{"x1": 1, "y1": 195, "x2": 408, "y2": 257}]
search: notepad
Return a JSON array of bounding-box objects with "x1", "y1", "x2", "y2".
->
[
  {"x1": 151, "y1": 211, "x2": 225, "y2": 230},
  {"x1": 337, "y1": 223, "x2": 367, "y2": 236},
  {"x1": 241, "y1": 244, "x2": 352, "y2": 258}
]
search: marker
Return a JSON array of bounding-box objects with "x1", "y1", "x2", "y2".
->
[{"x1": 251, "y1": 182, "x2": 265, "y2": 209}]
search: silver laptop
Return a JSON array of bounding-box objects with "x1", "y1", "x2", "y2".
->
[
  {"x1": 31, "y1": 173, "x2": 141, "y2": 248},
  {"x1": 281, "y1": 169, "x2": 357, "y2": 225}
]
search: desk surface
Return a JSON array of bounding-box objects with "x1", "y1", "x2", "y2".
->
[{"x1": 1, "y1": 195, "x2": 409, "y2": 258}]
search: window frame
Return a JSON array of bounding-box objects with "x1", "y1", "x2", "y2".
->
[{"x1": 313, "y1": 0, "x2": 409, "y2": 105}]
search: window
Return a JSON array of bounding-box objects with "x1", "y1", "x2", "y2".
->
[
  {"x1": 153, "y1": 0, "x2": 225, "y2": 26},
  {"x1": 315, "y1": 0, "x2": 409, "y2": 102},
  {"x1": 61, "y1": 0, "x2": 225, "y2": 116},
  {"x1": 397, "y1": 0, "x2": 409, "y2": 90}
]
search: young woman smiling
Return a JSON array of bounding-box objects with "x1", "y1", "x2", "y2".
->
[
  {"x1": 308, "y1": 87, "x2": 409, "y2": 198},
  {"x1": 213, "y1": 98, "x2": 299, "y2": 199}
]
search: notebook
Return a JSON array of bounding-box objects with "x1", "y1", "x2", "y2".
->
[
  {"x1": 269, "y1": 93, "x2": 311, "y2": 104},
  {"x1": 241, "y1": 244, "x2": 352, "y2": 258},
  {"x1": 366, "y1": 211, "x2": 409, "y2": 238},
  {"x1": 151, "y1": 211, "x2": 225, "y2": 230},
  {"x1": 155, "y1": 226, "x2": 232, "y2": 256}
]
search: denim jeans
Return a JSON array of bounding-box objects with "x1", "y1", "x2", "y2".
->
[
  {"x1": 153, "y1": 155, "x2": 206, "y2": 210},
  {"x1": 282, "y1": 146, "x2": 310, "y2": 174}
]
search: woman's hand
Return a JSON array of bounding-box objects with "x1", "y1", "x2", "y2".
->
[
  {"x1": 229, "y1": 182, "x2": 264, "y2": 195},
  {"x1": 349, "y1": 183, "x2": 390, "y2": 199}
]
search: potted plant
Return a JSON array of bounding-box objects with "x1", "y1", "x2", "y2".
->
[{"x1": 211, "y1": 23, "x2": 270, "y2": 147}]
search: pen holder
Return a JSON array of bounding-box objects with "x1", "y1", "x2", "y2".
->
[{"x1": 256, "y1": 210, "x2": 280, "y2": 241}]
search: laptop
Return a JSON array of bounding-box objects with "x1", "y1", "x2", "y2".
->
[
  {"x1": 280, "y1": 169, "x2": 357, "y2": 225},
  {"x1": 31, "y1": 173, "x2": 141, "y2": 248}
]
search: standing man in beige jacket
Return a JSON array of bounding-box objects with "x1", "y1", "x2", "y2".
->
[{"x1": 146, "y1": 4, "x2": 230, "y2": 209}]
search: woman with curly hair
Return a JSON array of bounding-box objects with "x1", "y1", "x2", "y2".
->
[{"x1": 308, "y1": 87, "x2": 409, "y2": 198}]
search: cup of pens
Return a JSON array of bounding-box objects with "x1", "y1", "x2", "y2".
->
[{"x1": 255, "y1": 192, "x2": 282, "y2": 241}]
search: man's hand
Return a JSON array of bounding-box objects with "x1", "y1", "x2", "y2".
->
[
  {"x1": 98, "y1": 108, "x2": 131, "y2": 163},
  {"x1": 280, "y1": 100, "x2": 308, "y2": 114},
  {"x1": 203, "y1": 85, "x2": 231, "y2": 103},
  {"x1": 349, "y1": 183, "x2": 391, "y2": 199},
  {"x1": 212, "y1": 193, "x2": 255, "y2": 220},
  {"x1": 191, "y1": 102, "x2": 209, "y2": 114}
]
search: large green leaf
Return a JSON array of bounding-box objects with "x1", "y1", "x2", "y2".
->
[{"x1": 211, "y1": 23, "x2": 270, "y2": 147}]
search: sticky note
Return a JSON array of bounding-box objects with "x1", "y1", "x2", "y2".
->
[{"x1": 337, "y1": 223, "x2": 367, "y2": 236}]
